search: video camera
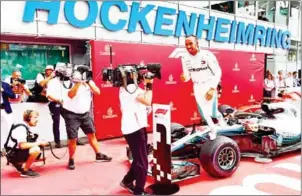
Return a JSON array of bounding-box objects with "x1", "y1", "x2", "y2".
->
[
  {"x1": 54, "y1": 62, "x2": 72, "y2": 81},
  {"x1": 72, "y1": 65, "x2": 93, "y2": 83},
  {"x1": 54, "y1": 62, "x2": 92, "y2": 83},
  {"x1": 102, "y1": 63, "x2": 162, "y2": 88}
]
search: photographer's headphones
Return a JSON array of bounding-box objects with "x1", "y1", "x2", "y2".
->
[{"x1": 24, "y1": 110, "x2": 33, "y2": 122}]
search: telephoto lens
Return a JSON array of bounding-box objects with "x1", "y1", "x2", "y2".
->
[{"x1": 17, "y1": 78, "x2": 26, "y2": 84}]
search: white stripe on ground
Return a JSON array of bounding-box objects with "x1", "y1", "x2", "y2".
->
[{"x1": 273, "y1": 163, "x2": 301, "y2": 173}]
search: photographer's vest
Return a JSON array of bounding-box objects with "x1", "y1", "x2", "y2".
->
[
  {"x1": 4, "y1": 124, "x2": 32, "y2": 152},
  {"x1": 4, "y1": 124, "x2": 34, "y2": 165}
]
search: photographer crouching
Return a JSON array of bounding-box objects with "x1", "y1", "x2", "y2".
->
[
  {"x1": 47, "y1": 63, "x2": 112, "y2": 170},
  {"x1": 4, "y1": 110, "x2": 49, "y2": 177},
  {"x1": 103, "y1": 63, "x2": 161, "y2": 195}
]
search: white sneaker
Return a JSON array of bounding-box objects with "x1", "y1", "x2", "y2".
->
[{"x1": 208, "y1": 131, "x2": 217, "y2": 140}]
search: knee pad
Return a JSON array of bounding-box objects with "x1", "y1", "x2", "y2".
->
[{"x1": 29, "y1": 146, "x2": 41, "y2": 154}]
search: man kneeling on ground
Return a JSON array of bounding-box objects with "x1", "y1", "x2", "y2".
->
[{"x1": 4, "y1": 110, "x2": 48, "y2": 178}]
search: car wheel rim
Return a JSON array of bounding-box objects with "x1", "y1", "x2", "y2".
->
[{"x1": 218, "y1": 147, "x2": 236, "y2": 170}]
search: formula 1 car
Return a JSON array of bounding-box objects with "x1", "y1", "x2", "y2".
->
[
  {"x1": 127, "y1": 101, "x2": 301, "y2": 182},
  {"x1": 234, "y1": 88, "x2": 301, "y2": 113}
]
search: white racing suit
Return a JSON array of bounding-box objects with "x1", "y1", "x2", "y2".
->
[{"x1": 181, "y1": 49, "x2": 223, "y2": 140}]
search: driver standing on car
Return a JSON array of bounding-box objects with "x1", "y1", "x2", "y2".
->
[{"x1": 180, "y1": 35, "x2": 223, "y2": 140}]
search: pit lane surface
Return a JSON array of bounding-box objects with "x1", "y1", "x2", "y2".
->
[{"x1": 1, "y1": 135, "x2": 301, "y2": 195}]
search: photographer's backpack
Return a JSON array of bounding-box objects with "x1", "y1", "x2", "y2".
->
[
  {"x1": 4, "y1": 124, "x2": 30, "y2": 165},
  {"x1": 4, "y1": 124, "x2": 44, "y2": 169}
]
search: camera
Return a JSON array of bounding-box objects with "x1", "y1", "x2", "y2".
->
[
  {"x1": 55, "y1": 62, "x2": 92, "y2": 83},
  {"x1": 27, "y1": 133, "x2": 38, "y2": 143},
  {"x1": 14, "y1": 78, "x2": 26, "y2": 85},
  {"x1": 102, "y1": 63, "x2": 162, "y2": 87},
  {"x1": 54, "y1": 62, "x2": 73, "y2": 81},
  {"x1": 72, "y1": 65, "x2": 93, "y2": 83}
]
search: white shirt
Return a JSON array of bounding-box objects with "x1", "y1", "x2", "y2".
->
[
  {"x1": 46, "y1": 77, "x2": 70, "y2": 102},
  {"x1": 181, "y1": 49, "x2": 222, "y2": 89},
  {"x1": 263, "y1": 78, "x2": 275, "y2": 91},
  {"x1": 36, "y1": 73, "x2": 45, "y2": 84},
  {"x1": 285, "y1": 77, "x2": 294, "y2": 87},
  {"x1": 278, "y1": 78, "x2": 286, "y2": 88},
  {"x1": 63, "y1": 82, "x2": 93, "y2": 114},
  {"x1": 6, "y1": 123, "x2": 29, "y2": 149},
  {"x1": 119, "y1": 84, "x2": 149, "y2": 135}
]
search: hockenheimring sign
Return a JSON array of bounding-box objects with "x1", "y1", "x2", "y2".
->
[{"x1": 22, "y1": 1, "x2": 291, "y2": 49}]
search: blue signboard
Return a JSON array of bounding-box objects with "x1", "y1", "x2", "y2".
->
[{"x1": 22, "y1": 1, "x2": 291, "y2": 49}]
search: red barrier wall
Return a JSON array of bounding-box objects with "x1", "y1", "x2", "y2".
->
[{"x1": 91, "y1": 41, "x2": 265, "y2": 140}]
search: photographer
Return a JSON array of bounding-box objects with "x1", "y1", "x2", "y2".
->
[
  {"x1": 5, "y1": 70, "x2": 32, "y2": 103},
  {"x1": 46, "y1": 63, "x2": 85, "y2": 148},
  {"x1": 49, "y1": 64, "x2": 112, "y2": 170},
  {"x1": 4, "y1": 110, "x2": 49, "y2": 178},
  {"x1": 119, "y1": 68, "x2": 153, "y2": 195},
  {"x1": 46, "y1": 63, "x2": 68, "y2": 148},
  {"x1": 31, "y1": 65, "x2": 55, "y2": 102}
]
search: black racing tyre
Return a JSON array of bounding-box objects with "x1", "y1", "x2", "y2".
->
[
  {"x1": 218, "y1": 105, "x2": 234, "y2": 115},
  {"x1": 199, "y1": 136, "x2": 240, "y2": 178}
]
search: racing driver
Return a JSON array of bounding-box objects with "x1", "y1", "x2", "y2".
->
[{"x1": 180, "y1": 35, "x2": 224, "y2": 140}]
